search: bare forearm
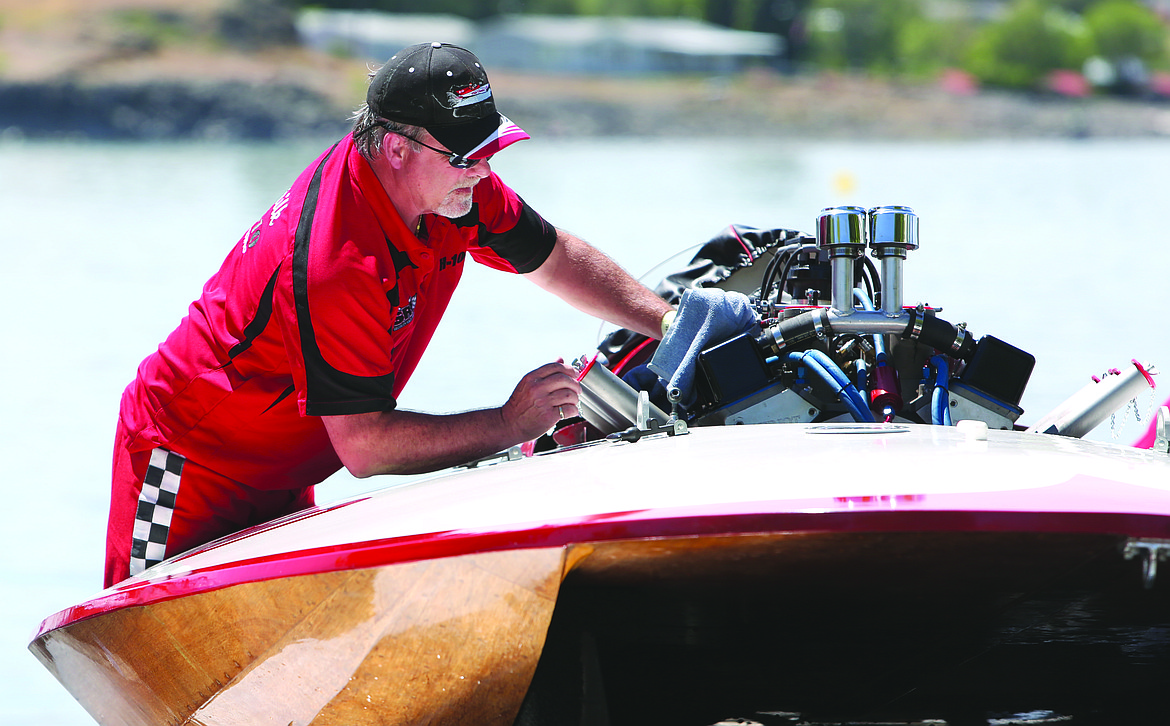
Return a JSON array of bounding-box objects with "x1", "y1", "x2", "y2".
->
[
  {"x1": 324, "y1": 360, "x2": 581, "y2": 478},
  {"x1": 324, "y1": 408, "x2": 517, "y2": 477},
  {"x1": 528, "y1": 230, "x2": 674, "y2": 339}
]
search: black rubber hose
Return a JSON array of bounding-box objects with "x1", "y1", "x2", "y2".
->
[
  {"x1": 756, "y1": 307, "x2": 831, "y2": 355},
  {"x1": 903, "y1": 307, "x2": 977, "y2": 360},
  {"x1": 858, "y1": 254, "x2": 881, "y2": 309}
]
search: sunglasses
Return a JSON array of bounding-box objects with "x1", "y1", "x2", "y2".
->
[{"x1": 382, "y1": 127, "x2": 491, "y2": 169}]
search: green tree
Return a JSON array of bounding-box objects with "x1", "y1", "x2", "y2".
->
[
  {"x1": 896, "y1": 16, "x2": 976, "y2": 78},
  {"x1": 1084, "y1": 0, "x2": 1167, "y2": 66},
  {"x1": 806, "y1": 0, "x2": 924, "y2": 72},
  {"x1": 963, "y1": 0, "x2": 1091, "y2": 89},
  {"x1": 1047, "y1": 0, "x2": 1097, "y2": 13},
  {"x1": 578, "y1": 0, "x2": 706, "y2": 17}
]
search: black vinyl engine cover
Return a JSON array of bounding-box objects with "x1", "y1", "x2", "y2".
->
[{"x1": 597, "y1": 224, "x2": 811, "y2": 368}]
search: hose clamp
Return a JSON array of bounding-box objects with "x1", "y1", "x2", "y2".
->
[
  {"x1": 907, "y1": 306, "x2": 925, "y2": 341},
  {"x1": 951, "y1": 325, "x2": 967, "y2": 356},
  {"x1": 767, "y1": 327, "x2": 786, "y2": 354}
]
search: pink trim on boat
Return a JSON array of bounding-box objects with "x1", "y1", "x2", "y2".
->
[
  {"x1": 33, "y1": 474, "x2": 1170, "y2": 640},
  {"x1": 1134, "y1": 359, "x2": 1157, "y2": 389}
]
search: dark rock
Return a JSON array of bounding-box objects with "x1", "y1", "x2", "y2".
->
[{"x1": 0, "y1": 80, "x2": 350, "y2": 140}]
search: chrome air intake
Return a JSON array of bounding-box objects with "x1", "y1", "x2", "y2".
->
[
  {"x1": 868, "y1": 205, "x2": 919, "y2": 317},
  {"x1": 816, "y1": 206, "x2": 867, "y2": 317}
]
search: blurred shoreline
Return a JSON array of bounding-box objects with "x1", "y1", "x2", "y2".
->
[
  {"x1": 4, "y1": 0, "x2": 1170, "y2": 142},
  {"x1": 8, "y1": 66, "x2": 1170, "y2": 143}
]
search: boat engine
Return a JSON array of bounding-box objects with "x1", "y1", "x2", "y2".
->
[
  {"x1": 575, "y1": 205, "x2": 1038, "y2": 437},
  {"x1": 561, "y1": 204, "x2": 1158, "y2": 449},
  {"x1": 690, "y1": 205, "x2": 1035, "y2": 431}
]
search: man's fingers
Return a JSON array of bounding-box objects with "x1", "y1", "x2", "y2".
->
[{"x1": 526, "y1": 361, "x2": 581, "y2": 398}]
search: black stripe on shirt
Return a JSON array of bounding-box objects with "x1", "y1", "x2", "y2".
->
[
  {"x1": 292, "y1": 143, "x2": 398, "y2": 416},
  {"x1": 456, "y1": 196, "x2": 557, "y2": 274},
  {"x1": 227, "y1": 263, "x2": 282, "y2": 360}
]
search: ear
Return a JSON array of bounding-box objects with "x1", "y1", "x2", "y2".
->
[{"x1": 382, "y1": 133, "x2": 411, "y2": 170}]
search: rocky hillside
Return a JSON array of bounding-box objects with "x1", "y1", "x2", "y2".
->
[
  {"x1": 4, "y1": 0, "x2": 1170, "y2": 141},
  {"x1": 0, "y1": 0, "x2": 362, "y2": 139}
]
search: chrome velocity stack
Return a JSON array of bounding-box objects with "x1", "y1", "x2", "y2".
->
[
  {"x1": 868, "y1": 205, "x2": 919, "y2": 317},
  {"x1": 816, "y1": 206, "x2": 868, "y2": 316}
]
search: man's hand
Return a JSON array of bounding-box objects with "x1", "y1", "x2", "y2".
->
[
  {"x1": 502, "y1": 359, "x2": 581, "y2": 441},
  {"x1": 324, "y1": 359, "x2": 582, "y2": 478}
]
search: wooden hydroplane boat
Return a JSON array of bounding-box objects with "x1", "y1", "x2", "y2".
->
[{"x1": 30, "y1": 207, "x2": 1170, "y2": 726}]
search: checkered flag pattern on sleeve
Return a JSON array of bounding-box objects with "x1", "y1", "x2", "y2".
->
[{"x1": 129, "y1": 449, "x2": 185, "y2": 577}]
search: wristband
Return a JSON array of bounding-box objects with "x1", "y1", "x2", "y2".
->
[{"x1": 660, "y1": 309, "x2": 677, "y2": 338}]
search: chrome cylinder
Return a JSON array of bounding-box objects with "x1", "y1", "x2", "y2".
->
[
  {"x1": 759, "y1": 307, "x2": 916, "y2": 357},
  {"x1": 826, "y1": 308, "x2": 912, "y2": 336},
  {"x1": 576, "y1": 356, "x2": 670, "y2": 436},
  {"x1": 1026, "y1": 361, "x2": 1157, "y2": 438},
  {"x1": 868, "y1": 206, "x2": 919, "y2": 317},
  {"x1": 817, "y1": 206, "x2": 867, "y2": 316}
]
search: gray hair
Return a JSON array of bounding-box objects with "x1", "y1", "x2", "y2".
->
[
  {"x1": 350, "y1": 104, "x2": 427, "y2": 161},
  {"x1": 351, "y1": 64, "x2": 424, "y2": 161}
]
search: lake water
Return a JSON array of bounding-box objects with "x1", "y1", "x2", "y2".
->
[{"x1": 3, "y1": 134, "x2": 1170, "y2": 724}]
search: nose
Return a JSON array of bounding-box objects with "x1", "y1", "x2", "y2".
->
[{"x1": 467, "y1": 158, "x2": 491, "y2": 178}]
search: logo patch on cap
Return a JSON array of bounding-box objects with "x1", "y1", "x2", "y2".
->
[{"x1": 446, "y1": 82, "x2": 492, "y2": 111}]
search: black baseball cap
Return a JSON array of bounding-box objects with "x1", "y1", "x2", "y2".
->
[{"x1": 367, "y1": 42, "x2": 529, "y2": 159}]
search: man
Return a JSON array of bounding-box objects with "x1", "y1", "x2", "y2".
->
[{"x1": 105, "y1": 42, "x2": 674, "y2": 587}]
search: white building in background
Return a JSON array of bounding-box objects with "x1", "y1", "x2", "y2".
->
[
  {"x1": 476, "y1": 15, "x2": 782, "y2": 74},
  {"x1": 295, "y1": 11, "x2": 476, "y2": 62},
  {"x1": 294, "y1": 11, "x2": 783, "y2": 75}
]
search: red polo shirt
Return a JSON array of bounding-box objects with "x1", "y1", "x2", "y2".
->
[{"x1": 118, "y1": 134, "x2": 557, "y2": 491}]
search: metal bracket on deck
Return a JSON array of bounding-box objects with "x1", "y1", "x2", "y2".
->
[
  {"x1": 608, "y1": 389, "x2": 688, "y2": 443},
  {"x1": 1153, "y1": 406, "x2": 1170, "y2": 454},
  {"x1": 1123, "y1": 538, "x2": 1170, "y2": 589},
  {"x1": 462, "y1": 445, "x2": 525, "y2": 469}
]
